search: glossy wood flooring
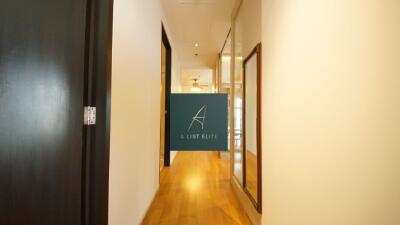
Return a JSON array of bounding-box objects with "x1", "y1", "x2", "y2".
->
[
  {"x1": 245, "y1": 150, "x2": 258, "y2": 201},
  {"x1": 142, "y1": 151, "x2": 252, "y2": 225}
]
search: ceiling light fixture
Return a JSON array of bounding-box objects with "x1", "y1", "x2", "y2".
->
[
  {"x1": 191, "y1": 78, "x2": 202, "y2": 92},
  {"x1": 195, "y1": 42, "x2": 199, "y2": 47}
]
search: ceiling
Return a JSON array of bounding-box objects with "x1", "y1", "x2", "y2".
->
[
  {"x1": 181, "y1": 69, "x2": 213, "y2": 86},
  {"x1": 161, "y1": 0, "x2": 235, "y2": 69}
]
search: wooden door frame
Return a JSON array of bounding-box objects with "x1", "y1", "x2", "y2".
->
[
  {"x1": 161, "y1": 25, "x2": 172, "y2": 167},
  {"x1": 83, "y1": 0, "x2": 113, "y2": 224},
  {"x1": 242, "y1": 43, "x2": 262, "y2": 213}
]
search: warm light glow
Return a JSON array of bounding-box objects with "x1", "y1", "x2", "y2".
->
[
  {"x1": 222, "y1": 56, "x2": 230, "y2": 61},
  {"x1": 234, "y1": 152, "x2": 242, "y2": 160},
  {"x1": 185, "y1": 175, "x2": 202, "y2": 192},
  {"x1": 221, "y1": 56, "x2": 243, "y2": 61},
  {"x1": 191, "y1": 86, "x2": 202, "y2": 92},
  {"x1": 194, "y1": 42, "x2": 199, "y2": 47}
]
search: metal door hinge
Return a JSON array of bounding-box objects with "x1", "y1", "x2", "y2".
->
[{"x1": 84, "y1": 106, "x2": 96, "y2": 125}]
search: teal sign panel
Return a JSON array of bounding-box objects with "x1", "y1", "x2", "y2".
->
[{"x1": 170, "y1": 94, "x2": 228, "y2": 151}]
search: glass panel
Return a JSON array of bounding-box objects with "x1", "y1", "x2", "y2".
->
[
  {"x1": 233, "y1": 85, "x2": 243, "y2": 184},
  {"x1": 232, "y1": 0, "x2": 262, "y2": 211},
  {"x1": 244, "y1": 53, "x2": 258, "y2": 202},
  {"x1": 220, "y1": 31, "x2": 232, "y2": 158},
  {"x1": 233, "y1": 8, "x2": 244, "y2": 185}
]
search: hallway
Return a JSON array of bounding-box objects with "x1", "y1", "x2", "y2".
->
[
  {"x1": 1, "y1": 0, "x2": 400, "y2": 224},
  {"x1": 142, "y1": 152, "x2": 251, "y2": 225}
]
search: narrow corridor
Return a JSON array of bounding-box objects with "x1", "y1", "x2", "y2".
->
[
  {"x1": 142, "y1": 152, "x2": 252, "y2": 225},
  {"x1": 2, "y1": 0, "x2": 400, "y2": 224}
]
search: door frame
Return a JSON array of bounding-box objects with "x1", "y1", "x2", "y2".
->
[
  {"x1": 83, "y1": 0, "x2": 113, "y2": 225},
  {"x1": 161, "y1": 25, "x2": 172, "y2": 167}
]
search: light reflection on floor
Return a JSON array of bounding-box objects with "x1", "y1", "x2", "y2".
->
[
  {"x1": 185, "y1": 174, "x2": 203, "y2": 192},
  {"x1": 233, "y1": 150, "x2": 243, "y2": 184},
  {"x1": 141, "y1": 151, "x2": 252, "y2": 225}
]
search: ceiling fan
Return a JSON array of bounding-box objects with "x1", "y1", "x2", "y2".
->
[{"x1": 191, "y1": 78, "x2": 208, "y2": 92}]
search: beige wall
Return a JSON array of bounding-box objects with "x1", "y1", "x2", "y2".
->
[
  {"x1": 110, "y1": 0, "x2": 180, "y2": 224},
  {"x1": 261, "y1": 0, "x2": 400, "y2": 224}
]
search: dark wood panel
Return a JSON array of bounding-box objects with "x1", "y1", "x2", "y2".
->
[
  {"x1": 0, "y1": 0, "x2": 88, "y2": 224},
  {"x1": 242, "y1": 43, "x2": 262, "y2": 213},
  {"x1": 85, "y1": 0, "x2": 113, "y2": 224},
  {"x1": 162, "y1": 26, "x2": 172, "y2": 167}
]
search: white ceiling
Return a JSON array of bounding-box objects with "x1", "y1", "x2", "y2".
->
[
  {"x1": 181, "y1": 69, "x2": 213, "y2": 86},
  {"x1": 161, "y1": 0, "x2": 235, "y2": 69}
]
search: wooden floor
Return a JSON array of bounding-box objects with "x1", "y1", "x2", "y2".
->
[{"x1": 141, "y1": 151, "x2": 252, "y2": 225}]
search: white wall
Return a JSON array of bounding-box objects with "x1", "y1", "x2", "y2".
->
[
  {"x1": 109, "y1": 0, "x2": 180, "y2": 224},
  {"x1": 261, "y1": 0, "x2": 400, "y2": 225}
]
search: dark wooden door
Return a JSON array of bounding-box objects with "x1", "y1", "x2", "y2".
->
[{"x1": 0, "y1": 0, "x2": 88, "y2": 224}]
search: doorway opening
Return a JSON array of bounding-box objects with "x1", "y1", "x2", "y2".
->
[{"x1": 160, "y1": 25, "x2": 172, "y2": 174}]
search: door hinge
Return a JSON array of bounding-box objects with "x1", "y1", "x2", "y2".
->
[{"x1": 84, "y1": 106, "x2": 96, "y2": 125}]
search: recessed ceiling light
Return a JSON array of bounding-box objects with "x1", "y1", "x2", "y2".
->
[{"x1": 194, "y1": 42, "x2": 199, "y2": 47}]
